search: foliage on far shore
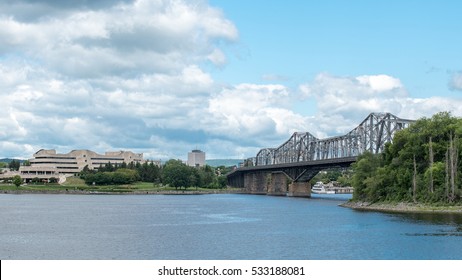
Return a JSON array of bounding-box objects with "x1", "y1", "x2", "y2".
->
[
  {"x1": 352, "y1": 112, "x2": 462, "y2": 204},
  {"x1": 79, "y1": 159, "x2": 230, "y2": 189}
]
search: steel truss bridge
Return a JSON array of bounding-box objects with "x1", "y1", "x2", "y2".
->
[{"x1": 227, "y1": 112, "x2": 414, "y2": 193}]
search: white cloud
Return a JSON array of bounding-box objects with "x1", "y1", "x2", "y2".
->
[
  {"x1": 0, "y1": 0, "x2": 238, "y2": 78},
  {"x1": 0, "y1": 0, "x2": 242, "y2": 159},
  {"x1": 450, "y1": 72, "x2": 462, "y2": 91},
  {"x1": 356, "y1": 74, "x2": 403, "y2": 92},
  {"x1": 207, "y1": 48, "x2": 227, "y2": 66},
  {"x1": 299, "y1": 73, "x2": 462, "y2": 137},
  {"x1": 207, "y1": 84, "x2": 311, "y2": 145},
  {"x1": 299, "y1": 73, "x2": 407, "y2": 123}
]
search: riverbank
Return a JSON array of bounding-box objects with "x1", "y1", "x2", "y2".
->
[
  {"x1": 0, "y1": 187, "x2": 247, "y2": 195},
  {"x1": 341, "y1": 200, "x2": 462, "y2": 213}
]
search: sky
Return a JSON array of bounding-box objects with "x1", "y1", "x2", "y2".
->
[{"x1": 1, "y1": 0, "x2": 462, "y2": 160}]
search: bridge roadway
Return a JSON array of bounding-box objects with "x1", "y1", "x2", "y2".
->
[{"x1": 226, "y1": 156, "x2": 356, "y2": 197}]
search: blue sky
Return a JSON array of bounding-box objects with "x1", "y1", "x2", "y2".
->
[
  {"x1": 1, "y1": 0, "x2": 462, "y2": 160},
  {"x1": 210, "y1": 0, "x2": 461, "y2": 95}
]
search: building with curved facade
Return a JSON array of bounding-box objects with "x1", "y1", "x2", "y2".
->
[{"x1": 18, "y1": 149, "x2": 144, "y2": 182}]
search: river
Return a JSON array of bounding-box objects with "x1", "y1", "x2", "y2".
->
[{"x1": 1, "y1": 193, "x2": 462, "y2": 259}]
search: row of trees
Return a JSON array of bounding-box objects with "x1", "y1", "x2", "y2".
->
[
  {"x1": 82, "y1": 160, "x2": 161, "y2": 184},
  {"x1": 80, "y1": 159, "x2": 230, "y2": 189},
  {"x1": 6, "y1": 159, "x2": 21, "y2": 171},
  {"x1": 352, "y1": 112, "x2": 462, "y2": 204},
  {"x1": 310, "y1": 169, "x2": 352, "y2": 186},
  {"x1": 0, "y1": 159, "x2": 31, "y2": 170}
]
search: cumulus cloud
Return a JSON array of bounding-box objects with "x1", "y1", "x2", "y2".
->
[
  {"x1": 0, "y1": 0, "x2": 237, "y2": 78},
  {"x1": 207, "y1": 84, "x2": 312, "y2": 145},
  {"x1": 299, "y1": 73, "x2": 408, "y2": 125},
  {"x1": 299, "y1": 73, "x2": 462, "y2": 137},
  {"x1": 356, "y1": 74, "x2": 403, "y2": 92},
  {"x1": 0, "y1": 0, "x2": 241, "y2": 159}
]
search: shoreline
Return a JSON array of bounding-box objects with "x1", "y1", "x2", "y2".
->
[
  {"x1": 341, "y1": 200, "x2": 462, "y2": 214},
  {"x1": 0, "y1": 189, "x2": 248, "y2": 195}
]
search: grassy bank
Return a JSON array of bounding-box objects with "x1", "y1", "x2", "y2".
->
[
  {"x1": 0, "y1": 177, "x2": 244, "y2": 195},
  {"x1": 341, "y1": 200, "x2": 462, "y2": 214}
]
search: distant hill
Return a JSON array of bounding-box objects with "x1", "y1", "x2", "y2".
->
[
  {"x1": 206, "y1": 159, "x2": 243, "y2": 167},
  {"x1": 0, "y1": 158, "x2": 25, "y2": 163}
]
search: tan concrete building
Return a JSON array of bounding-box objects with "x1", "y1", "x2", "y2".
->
[
  {"x1": 18, "y1": 149, "x2": 144, "y2": 183},
  {"x1": 187, "y1": 149, "x2": 206, "y2": 167}
]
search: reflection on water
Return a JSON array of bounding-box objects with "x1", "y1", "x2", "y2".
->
[
  {"x1": 1, "y1": 193, "x2": 462, "y2": 260},
  {"x1": 405, "y1": 232, "x2": 462, "y2": 236},
  {"x1": 389, "y1": 211, "x2": 462, "y2": 237},
  {"x1": 397, "y1": 211, "x2": 462, "y2": 226},
  {"x1": 310, "y1": 193, "x2": 353, "y2": 202}
]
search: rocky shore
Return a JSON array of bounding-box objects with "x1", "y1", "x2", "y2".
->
[{"x1": 341, "y1": 200, "x2": 462, "y2": 213}]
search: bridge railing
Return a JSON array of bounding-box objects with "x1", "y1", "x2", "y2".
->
[{"x1": 248, "y1": 112, "x2": 414, "y2": 166}]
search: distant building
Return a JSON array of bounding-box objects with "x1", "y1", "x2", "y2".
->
[
  {"x1": 17, "y1": 149, "x2": 144, "y2": 183},
  {"x1": 187, "y1": 149, "x2": 205, "y2": 167}
]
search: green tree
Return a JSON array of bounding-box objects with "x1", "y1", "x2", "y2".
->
[
  {"x1": 8, "y1": 160, "x2": 20, "y2": 171},
  {"x1": 137, "y1": 161, "x2": 161, "y2": 182},
  {"x1": 351, "y1": 152, "x2": 383, "y2": 201},
  {"x1": 49, "y1": 177, "x2": 58, "y2": 184},
  {"x1": 162, "y1": 160, "x2": 193, "y2": 190},
  {"x1": 12, "y1": 175, "x2": 22, "y2": 187},
  {"x1": 351, "y1": 112, "x2": 462, "y2": 204}
]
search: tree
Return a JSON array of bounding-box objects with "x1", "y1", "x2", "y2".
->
[
  {"x1": 162, "y1": 160, "x2": 193, "y2": 190},
  {"x1": 105, "y1": 162, "x2": 114, "y2": 172},
  {"x1": 448, "y1": 133, "x2": 459, "y2": 202},
  {"x1": 137, "y1": 161, "x2": 161, "y2": 182},
  {"x1": 351, "y1": 152, "x2": 383, "y2": 201},
  {"x1": 413, "y1": 154, "x2": 417, "y2": 203},
  {"x1": 49, "y1": 177, "x2": 58, "y2": 184},
  {"x1": 83, "y1": 168, "x2": 139, "y2": 185},
  {"x1": 351, "y1": 112, "x2": 462, "y2": 204},
  {"x1": 8, "y1": 160, "x2": 20, "y2": 171},
  {"x1": 428, "y1": 136, "x2": 434, "y2": 193},
  {"x1": 12, "y1": 175, "x2": 22, "y2": 187}
]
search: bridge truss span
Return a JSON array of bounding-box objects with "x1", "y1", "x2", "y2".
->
[{"x1": 253, "y1": 112, "x2": 414, "y2": 166}]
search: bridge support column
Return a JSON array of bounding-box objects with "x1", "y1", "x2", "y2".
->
[
  {"x1": 288, "y1": 182, "x2": 311, "y2": 198},
  {"x1": 267, "y1": 172, "x2": 288, "y2": 196},
  {"x1": 244, "y1": 171, "x2": 268, "y2": 194}
]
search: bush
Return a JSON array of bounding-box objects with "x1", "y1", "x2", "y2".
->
[
  {"x1": 83, "y1": 168, "x2": 139, "y2": 185},
  {"x1": 12, "y1": 175, "x2": 22, "y2": 187}
]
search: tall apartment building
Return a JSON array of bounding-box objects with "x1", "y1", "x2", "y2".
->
[
  {"x1": 18, "y1": 149, "x2": 144, "y2": 182},
  {"x1": 187, "y1": 149, "x2": 206, "y2": 167}
]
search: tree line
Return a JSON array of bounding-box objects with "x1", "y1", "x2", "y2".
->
[
  {"x1": 351, "y1": 112, "x2": 462, "y2": 204},
  {"x1": 80, "y1": 159, "x2": 230, "y2": 189}
]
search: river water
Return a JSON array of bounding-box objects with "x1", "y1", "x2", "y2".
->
[{"x1": 1, "y1": 193, "x2": 462, "y2": 259}]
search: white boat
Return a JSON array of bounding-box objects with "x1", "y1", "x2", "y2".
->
[{"x1": 311, "y1": 181, "x2": 335, "y2": 194}]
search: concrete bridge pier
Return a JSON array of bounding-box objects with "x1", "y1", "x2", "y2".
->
[
  {"x1": 288, "y1": 181, "x2": 311, "y2": 198},
  {"x1": 243, "y1": 171, "x2": 268, "y2": 194},
  {"x1": 267, "y1": 171, "x2": 288, "y2": 196},
  {"x1": 241, "y1": 170, "x2": 311, "y2": 197}
]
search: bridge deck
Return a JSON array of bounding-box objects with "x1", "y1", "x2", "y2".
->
[
  {"x1": 228, "y1": 156, "x2": 357, "y2": 175},
  {"x1": 227, "y1": 156, "x2": 357, "y2": 185}
]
